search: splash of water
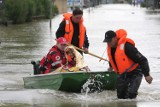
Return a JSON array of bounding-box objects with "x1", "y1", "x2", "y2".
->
[{"x1": 81, "y1": 74, "x2": 105, "y2": 94}]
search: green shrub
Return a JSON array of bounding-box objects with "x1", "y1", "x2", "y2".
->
[
  {"x1": 26, "y1": 0, "x2": 36, "y2": 22},
  {"x1": 4, "y1": 0, "x2": 58, "y2": 24},
  {"x1": 141, "y1": 2, "x2": 146, "y2": 7},
  {"x1": 43, "y1": 0, "x2": 51, "y2": 18},
  {"x1": 5, "y1": 0, "x2": 28, "y2": 24},
  {"x1": 52, "y1": 5, "x2": 59, "y2": 16}
]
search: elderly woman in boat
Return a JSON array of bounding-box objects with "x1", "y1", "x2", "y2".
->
[{"x1": 54, "y1": 45, "x2": 90, "y2": 72}]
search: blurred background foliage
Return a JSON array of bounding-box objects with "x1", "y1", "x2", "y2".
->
[{"x1": 3, "y1": 0, "x2": 58, "y2": 24}]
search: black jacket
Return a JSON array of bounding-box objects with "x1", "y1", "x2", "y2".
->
[
  {"x1": 110, "y1": 42, "x2": 150, "y2": 77},
  {"x1": 56, "y1": 19, "x2": 89, "y2": 49}
]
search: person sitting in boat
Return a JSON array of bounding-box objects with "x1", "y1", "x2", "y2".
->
[
  {"x1": 54, "y1": 46, "x2": 90, "y2": 72},
  {"x1": 39, "y1": 37, "x2": 68, "y2": 74}
]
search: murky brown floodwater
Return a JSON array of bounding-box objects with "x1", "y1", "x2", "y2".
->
[{"x1": 0, "y1": 4, "x2": 160, "y2": 107}]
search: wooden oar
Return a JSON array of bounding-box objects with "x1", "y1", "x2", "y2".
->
[{"x1": 67, "y1": 43, "x2": 108, "y2": 62}]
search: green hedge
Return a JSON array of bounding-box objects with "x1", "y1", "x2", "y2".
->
[
  {"x1": 140, "y1": 2, "x2": 146, "y2": 7},
  {"x1": 4, "y1": 0, "x2": 58, "y2": 24}
]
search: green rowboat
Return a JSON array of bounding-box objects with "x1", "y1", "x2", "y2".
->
[
  {"x1": 23, "y1": 71, "x2": 117, "y2": 93},
  {"x1": 23, "y1": 61, "x2": 117, "y2": 93}
]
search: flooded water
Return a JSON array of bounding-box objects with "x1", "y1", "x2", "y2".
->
[{"x1": 0, "y1": 4, "x2": 160, "y2": 107}]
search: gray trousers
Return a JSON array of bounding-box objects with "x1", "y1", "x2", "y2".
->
[{"x1": 116, "y1": 68, "x2": 143, "y2": 99}]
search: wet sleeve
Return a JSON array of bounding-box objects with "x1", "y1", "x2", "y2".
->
[
  {"x1": 125, "y1": 42, "x2": 150, "y2": 77},
  {"x1": 56, "y1": 20, "x2": 66, "y2": 38},
  {"x1": 39, "y1": 57, "x2": 48, "y2": 73},
  {"x1": 83, "y1": 31, "x2": 89, "y2": 49}
]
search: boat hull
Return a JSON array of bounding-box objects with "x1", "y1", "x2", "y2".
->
[{"x1": 23, "y1": 71, "x2": 117, "y2": 93}]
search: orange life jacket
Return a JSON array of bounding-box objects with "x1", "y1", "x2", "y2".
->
[
  {"x1": 107, "y1": 29, "x2": 139, "y2": 74},
  {"x1": 63, "y1": 13, "x2": 85, "y2": 48}
]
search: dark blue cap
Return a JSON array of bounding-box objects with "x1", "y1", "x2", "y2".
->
[{"x1": 103, "y1": 30, "x2": 116, "y2": 42}]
